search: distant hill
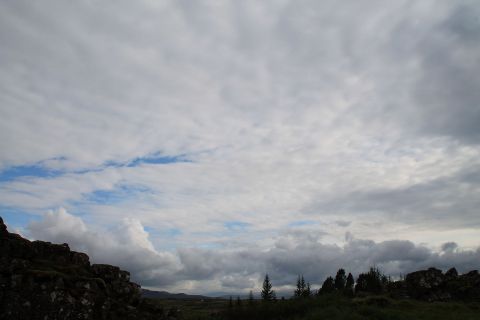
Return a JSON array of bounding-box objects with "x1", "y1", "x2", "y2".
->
[{"x1": 142, "y1": 288, "x2": 214, "y2": 300}]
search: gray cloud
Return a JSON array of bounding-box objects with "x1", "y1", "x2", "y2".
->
[
  {"x1": 310, "y1": 165, "x2": 480, "y2": 229},
  {"x1": 1, "y1": 0, "x2": 479, "y2": 293},
  {"x1": 409, "y1": 3, "x2": 480, "y2": 144},
  {"x1": 335, "y1": 220, "x2": 351, "y2": 227},
  {"x1": 2, "y1": 1, "x2": 478, "y2": 169},
  {"x1": 311, "y1": 1, "x2": 480, "y2": 146},
  {"x1": 26, "y1": 209, "x2": 480, "y2": 293},
  {"x1": 441, "y1": 242, "x2": 458, "y2": 252}
]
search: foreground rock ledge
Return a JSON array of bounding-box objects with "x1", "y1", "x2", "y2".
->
[
  {"x1": 403, "y1": 267, "x2": 480, "y2": 302},
  {"x1": 0, "y1": 217, "x2": 167, "y2": 320}
]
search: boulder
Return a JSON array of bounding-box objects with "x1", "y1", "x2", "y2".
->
[
  {"x1": 405, "y1": 267, "x2": 449, "y2": 301},
  {"x1": 404, "y1": 267, "x2": 480, "y2": 302},
  {"x1": 71, "y1": 252, "x2": 90, "y2": 267},
  {"x1": 445, "y1": 268, "x2": 458, "y2": 281},
  {"x1": 406, "y1": 268, "x2": 442, "y2": 289},
  {"x1": 452, "y1": 270, "x2": 480, "y2": 301}
]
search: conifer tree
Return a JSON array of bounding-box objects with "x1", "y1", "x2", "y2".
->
[
  {"x1": 346, "y1": 273, "x2": 354, "y2": 290},
  {"x1": 261, "y1": 274, "x2": 274, "y2": 301},
  {"x1": 319, "y1": 276, "x2": 335, "y2": 295},
  {"x1": 345, "y1": 273, "x2": 355, "y2": 297},
  {"x1": 334, "y1": 268, "x2": 346, "y2": 290},
  {"x1": 294, "y1": 275, "x2": 313, "y2": 298},
  {"x1": 295, "y1": 275, "x2": 301, "y2": 297},
  {"x1": 300, "y1": 275, "x2": 306, "y2": 293},
  {"x1": 304, "y1": 282, "x2": 311, "y2": 298},
  {"x1": 355, "y1": 267, "x2": 385, "y2": 294},
  {"x1": 294, "y1": 275, "x2": 306, "y2": 298}
]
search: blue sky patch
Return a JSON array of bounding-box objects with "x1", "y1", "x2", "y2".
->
[
  {"x1": 86, "y1": 190, "x2": 125, "y2": 205},
  {"x1": 0, "y1": 205, "x2": 39, "y2": 230},
  {"x1": 144, "y1": 226, "x2": 181, "y2": 237},
  {"x1": 166, "y1": 228, "x2": 182, "y2": 237},
  {"x1": 0, "y1": 153, "x2": 189, "y2": 183},
  {"x1": 224, "y1": 221, "x2": 250, "y2": 231},
  {"x1": 127, "y1": 154, "x2": 190, "y2": 167},
  {"x1": 0, "y1": 164, "x2": 62, "y2": 182},
  {"x1": 288, "y1": 220, "x2": 318, "y2": 227},
  {"x1": 85, "y1": 185, "x2": 151, "y2": 205}
]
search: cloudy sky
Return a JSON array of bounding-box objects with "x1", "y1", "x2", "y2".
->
[{"x1": 1, "y1": 0, "x2": 479, "y2": 295}]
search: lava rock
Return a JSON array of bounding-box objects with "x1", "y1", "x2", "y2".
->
[
  {"x1": 404, "y1": 267, "x2": 480, "y2": 302},
  {"x1": 0, "y1": 216, "x2": 168, "y2": 320}
]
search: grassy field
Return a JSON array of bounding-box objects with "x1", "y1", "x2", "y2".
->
[
  {"x1": 150, "y1": 298, "x2": 228, "y2": 319},
  {"x1": 151, "y1": 294, "x2": 480, "y2": 320}
]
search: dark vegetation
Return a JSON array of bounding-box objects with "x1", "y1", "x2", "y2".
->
[
  {"x1": 151, "y1": 267, "x2": 480, "y2": 319},
  {"x1": 1, "y1": 216, "x2": 479, "y2": 319},
  {"x1": 162, "y1": 267, "x2": 479, "y2": 320},
  {"x1": 218, "y1": 293, "x2": 480, "y2": 320}
]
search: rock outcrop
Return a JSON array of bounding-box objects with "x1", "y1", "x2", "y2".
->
[
  {"x1": 405, "y1": 267, "x2": 480, "y2": 302},
  {"x1": 0, "y1": 217, "x2": 166, "y2": 320}
]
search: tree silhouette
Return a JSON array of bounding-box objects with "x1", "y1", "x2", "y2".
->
[
  {"x1": 335, "y1": 268, "x2": 346, "y2": 290},
  {"x1": 304, "y1": 282, "x2": 312, "y2": 298},
  {"x1": 345, "y1": 273, "x2": 355, "y2": 296},
  {"x1": 300, "y1": 276, "x2": 306, "y2": 295},
  {"x1": 346, "y1": 273, "x2": 354, "y2": 289},
  {"x1": 294, "y1": 275, "x2": 305, "y2": 298},
  {"x1": 318, "y1": 276, "x2": 335, "y2": 295},
  {"x1": 294, "y1": 275, "x2": 312, "y2": 298},
  {"x1": 294, "y1": 275, "x2": 301, "y2": 297},
  {"x1": 355, "y1": 267, "x2": 387, "y2": 294},
  {"x1": 261, "y1": 274, "x2": 275, "y2": 301}
]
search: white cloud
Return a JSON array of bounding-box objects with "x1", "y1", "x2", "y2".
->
[
  {"x1": 25, "y1": 209, "x2": 480, "y2": 294},
  {"x1": 1, "y1": 0, "x2": 479, "y2": 292},
  {"x1": 29, "y1": 207, "x2": 87, "y2": 240},
  {"x1": 115, "y1": 217, "x2": 156, "y2": 252},
  {"x1": 28, "y1": 208, "x2": 181, "y2": 286}
]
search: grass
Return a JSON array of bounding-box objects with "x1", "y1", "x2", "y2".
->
[
  {"x1": 150, "y1": 294, "x2": 480, "y2": 320},
  {"x1": 151, "y1": 298, "x2": 228, "y2": 319}
]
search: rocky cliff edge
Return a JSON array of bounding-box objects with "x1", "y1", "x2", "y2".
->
[{"x1": 0, "y1": 216, "x2": 168, "y2": 320}]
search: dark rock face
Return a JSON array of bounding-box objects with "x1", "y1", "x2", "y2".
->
[
  {"x1": 0, "y1": 217, "x2": 6, "y2": 235},
  {"x1": 405, "y1": 267, "x2": 450, "y2": 301},
  {"x1": 0, "y1": 217, "x2": 166, "y2": 320},
  {"x1": 405, "y1": 267, "x2": 480, "y2": 302},
  {"x1": 445, "y1": 267, "x2": 458, "y2": 281}
]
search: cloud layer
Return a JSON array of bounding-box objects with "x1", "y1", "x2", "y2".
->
[
  {"x1": 27, "y1": 209, "x2": 480, "y2": 294},
  {"x1": 1, "y1": 0, "x2": 479, "y2": 292}
]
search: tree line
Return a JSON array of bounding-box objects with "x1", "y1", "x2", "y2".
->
[{"x1": 258, "y1": 267, "x2": 390, "y2": 301}]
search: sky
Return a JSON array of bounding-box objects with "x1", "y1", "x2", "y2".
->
[{"x1": 0, "y1": 0, "x2": 479, "y2": 295}]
